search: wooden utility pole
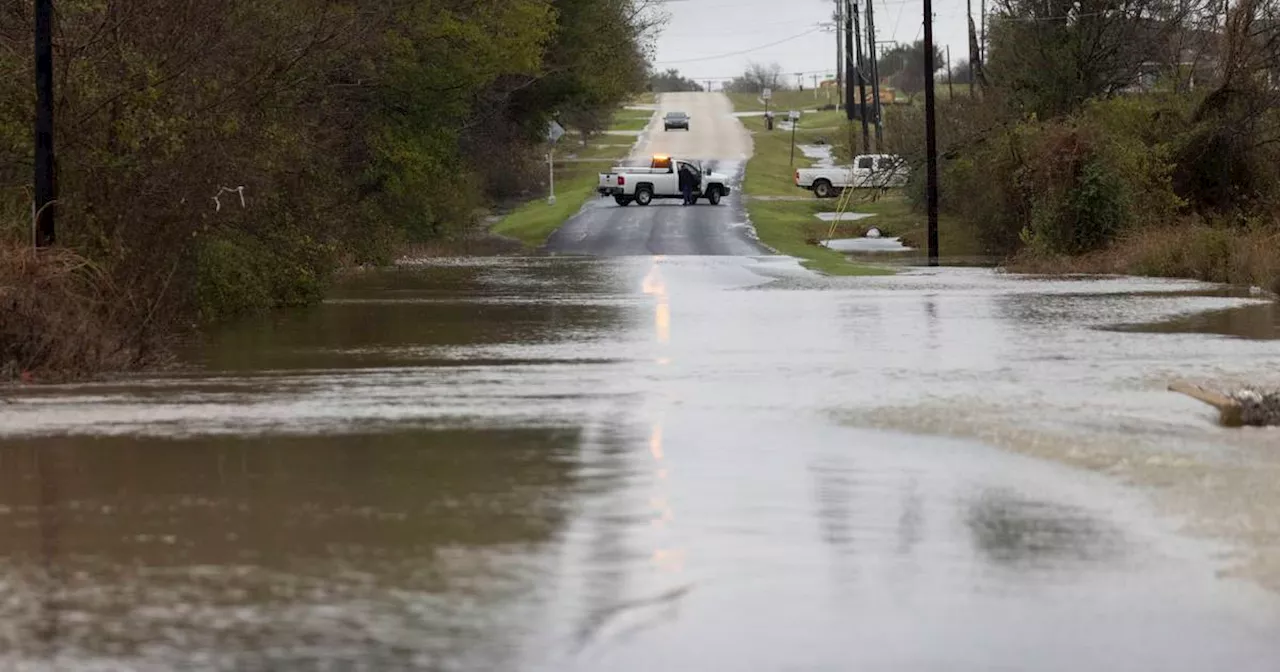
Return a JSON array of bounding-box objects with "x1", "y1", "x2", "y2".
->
[
  {"x1": 966, "y1": 0, "x2": 975, "y2": 96},
  {"x1": 34, "y1": 0, "x2": 56, "y2": 247},
  {"x1": 980, "y1": 0, "x2": 987, "y2": 64},
  {"x1": 946, "y1": 45, "x2": 954, "y2": 98},
  {"x1": 924, "y1": 0, "x2": 939, "y2": 266},
  {"x1": 865, "y1": 0, "x2": 883, "y2": 147},
  {"x1": 850, "y1": 0, "x2": 869, "y2": 153},
  {"x1": 835, "y1": 0, "x2": 844, "y2": 111}
]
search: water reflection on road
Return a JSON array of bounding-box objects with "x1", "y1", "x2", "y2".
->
[{"x1": 2, "y1": 256, "x2": 1279, "y2": 670}]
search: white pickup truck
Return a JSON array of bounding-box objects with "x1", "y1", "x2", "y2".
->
[
  {"x1": 794, "y1": 153, "x2": 910, "y2": 198},
  {"x1": 598, "y1": 155, "x2": 732, "y2": 206}
]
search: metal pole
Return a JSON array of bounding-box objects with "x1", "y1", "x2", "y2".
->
[
  {"x1": 548, "y1": 150, "x2": 556, "y2": 205},
  {"x1": 34, "y1": 0, "x2": 56, "y2": 247},
  {"x1": 924, "y1": 0, "x2": 939, "y2": 266},
  {"x1": 851, "y1": 0, "x2": 869, "y2": 153},
  {"x1": 866, "y1": 0, "x2": 883, "y2": 147},
  {"x1": 790, "y1": 114, "x2": 798, "y2": 165}
]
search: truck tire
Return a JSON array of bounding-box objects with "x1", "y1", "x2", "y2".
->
[
  {"x1": 814, "y1": 179, "x2": 834, "y2": 199},
  {"x1": 614, "y1": 195, "x2": 631, "y2": 206},
  {"x1": 706, "y1": 186, "x2": 722, "y2": 205},
  {"x1": 635, "y1": 186, "x2": 653, "y2": 206}
]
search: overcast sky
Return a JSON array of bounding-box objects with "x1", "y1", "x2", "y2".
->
[{"x1": 649, "y1": 0, "x2": 983, "y2": 87}]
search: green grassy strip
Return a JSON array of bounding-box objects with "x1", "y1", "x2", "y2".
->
[
  {"x1": 726, "y1": 90, "x2": 837, "y2": 113},
  {"x1": 491, "y1": 172, "x2": 600, "y2": 247},
  {"x1": 737, "y1": 113, "x2": 891, "y2": 275},
  {"x1": 490, "y1": 104, "x2": 648, "y2": 248},
  {"x1": 607, "y1": 115, "x2": 652, "y2": 132},
  {"x1": 747, "y1": 199, "x2": 890, "y2": 275}
]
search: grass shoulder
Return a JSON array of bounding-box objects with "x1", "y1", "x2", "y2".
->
[
  {"x1": 491, "y1": 110, "x2": 648, "y2": 248},
  {"x1": 736, "y1": 111, "x2": 889, "y2": 275},
  {"x1": 491, "y1": 173, "x2": 600, "y2": 247},
  {"x1": 726, "y1": 90, "x2": 836, "y2": 113}
]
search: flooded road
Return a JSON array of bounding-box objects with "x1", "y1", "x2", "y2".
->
[{"x1": 2, "y1": 256, "x2": 1280, "y2": 670}]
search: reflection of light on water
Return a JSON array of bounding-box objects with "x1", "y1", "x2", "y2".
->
[
  {"x1": 655, "y1": 303, "x2": 670, "y2": 344},
  {"x1": 652, "y1": 548, "x2": 686, "y2": 572},
  {"x1": 641, "y1": 259, "x2": 670, "y2": 345},
  {"x1": 647, "y1": 422, "x2": 683, "y2": 567}
]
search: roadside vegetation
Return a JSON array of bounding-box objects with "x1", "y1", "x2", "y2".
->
[
  {"x1": 0, "y1": 0, "x2": 657, "y2": 380},
  {"x1": 879, "y1": 0, "x2": 1280, "y2": 290}
]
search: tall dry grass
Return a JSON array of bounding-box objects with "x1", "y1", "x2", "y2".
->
[
  {"x1": 1009, "y1": 222, "x2": 1280, "y2": 294},
  {"x1": 0, "y1": 241, "x2": 165, "y2": 381}
]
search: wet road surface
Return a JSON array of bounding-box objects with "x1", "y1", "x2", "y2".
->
[
  {"x1": 2, "y1": 256, "x2": 1280, "y2": 670},
  {"x1": 545, "y1": 92, "x2": 764, "y2": 256}
]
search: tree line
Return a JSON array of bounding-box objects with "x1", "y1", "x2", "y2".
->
[{"x1": 0, "y1": 0, "x2": 656, "y2": 377}]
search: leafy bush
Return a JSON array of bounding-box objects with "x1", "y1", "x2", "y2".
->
[
  {"x1": 898, "y1": 97, "x2": 1184, "y2": 258},
  {"x1": 195, "y1": 227, "x2": 333, "y2": 324}
]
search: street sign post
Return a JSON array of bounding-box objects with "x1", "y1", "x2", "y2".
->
[
  {"x1": 547, "y1": 121, "x2": 565, "y2": 205},
  {"x1": 788, "y1": 111, "x2": 801, "y2": 165}
]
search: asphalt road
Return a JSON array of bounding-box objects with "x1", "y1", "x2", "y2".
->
[{"x1": 545, "y1": 92, "x2": 765, "y2": 256}]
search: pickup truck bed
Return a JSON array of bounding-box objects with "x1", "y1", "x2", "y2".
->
[{"x1": 795, "y1": 154, "x2": 909, "y2": 198}]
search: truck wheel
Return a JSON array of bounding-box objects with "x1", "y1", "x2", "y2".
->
[
  {"x1": 614, "y1": 195, "x2": 631, "y2": 206},
  {"x1": 707, "y1": 187, "x2": 722, "y2": 205},
  {"x1": 814, "y1": 179, "x2": 834, "y2": 199},
  {"x1": 635, "y1": 187, "x2": 653, "y2": 206}
]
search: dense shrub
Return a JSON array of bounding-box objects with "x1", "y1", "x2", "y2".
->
[{"x1": 0, "y1": 0, "x2": 655, "y2": 376}]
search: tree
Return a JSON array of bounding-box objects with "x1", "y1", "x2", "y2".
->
[
  {"x1": 877, "y1": 41, "x2": 946, "y2": 98},
  {"x1": 725, "y1": 62, "x2": 786, "y2": 93},
  {"x1": 984, "y1": 0, "x2": 1213, "y2": 117},
  {"x1": 649, "y1": 69, "x2": 704, "y2": 92}
]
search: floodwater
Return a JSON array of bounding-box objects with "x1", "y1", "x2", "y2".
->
[
  {"x1": 1108, "y1": 299, "x2": 1280, "y2": 340},
  {"x1": 2, "y1": 256, "x2": 1280, "y2": 670}
]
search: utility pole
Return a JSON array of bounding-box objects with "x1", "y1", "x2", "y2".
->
[
  {"x1": 946, "y1": 45, "x2": 954, "y2": 99},
  {"x1": 34, "y1": 0, "x2": 56, "y2": 247},
  {"x1": 923, "y1": 0, "x2": 939, "y2": 266},
  {"x1": 966, "y1": 0, "x2": 975, "y2": 96},
  {"x1": 980, "y1": 0, "x2": 986, "y2": 64},
  {"x1": 835, "y1": 0, "x2": 844, "y2": 111},
  {"x1": 851, "y1": 0, "x2": 869, "y2": 153},
  {"x1": 866, "y1": 0, "x2": 883, "y2": 147}
]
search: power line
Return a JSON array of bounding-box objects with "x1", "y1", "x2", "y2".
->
[
  {"x1": 653, "y1": 26, "x2": 826, "y2": 64},
  {"x1": 661, "y1": 20, "x2": 823, "y2": 39}
]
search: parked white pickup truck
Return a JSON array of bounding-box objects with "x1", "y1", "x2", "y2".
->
[
  {"x1": 794, "y1": 153, "x2": 909, "y2": 198},
  {"x1": 598, "y1": 155, "x2": 732, "y2": 206}
]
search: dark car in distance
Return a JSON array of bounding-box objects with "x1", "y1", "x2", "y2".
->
[{"x1": 663, "y1": 111, "x2": 690, "y2": 131}]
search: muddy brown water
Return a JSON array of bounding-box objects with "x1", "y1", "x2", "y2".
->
[
  {"x1": 1107, "y1": 299, "x2": 1280, "y2": 340},
  {"x1": 2, "y1": 256, "x2": 1280, "y2": 671}
]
